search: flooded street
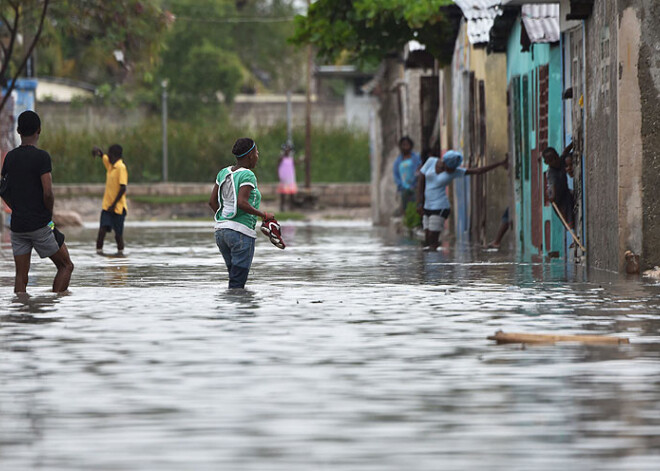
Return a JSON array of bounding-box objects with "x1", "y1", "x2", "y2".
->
[{"x1": 1, "y1": 221, "x2": 659, "y2": 470}]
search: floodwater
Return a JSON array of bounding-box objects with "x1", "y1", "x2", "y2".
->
[{"x1": 1, "y1": 221, "x2": 659, "y2": 470}]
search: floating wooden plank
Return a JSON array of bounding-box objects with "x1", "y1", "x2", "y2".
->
[{"x1": 488, "y1": 330, "x2": 629, "y2": 345}]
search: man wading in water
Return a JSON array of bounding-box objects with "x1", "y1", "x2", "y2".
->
[
  {"x1": 1, "y1": 111, "x2": 74, "y2": 293},
  {"x1": 92, "y1": 144, "x2": 128, "y2": 256}
]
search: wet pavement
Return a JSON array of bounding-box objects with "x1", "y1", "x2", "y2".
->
[{"x1": 1, "y1": 221, "x2": 659, "y2": 470}]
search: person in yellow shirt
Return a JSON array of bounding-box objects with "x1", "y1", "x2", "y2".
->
[{"x1": 92, "y1": 144, "x2": 128, "y2": 256}]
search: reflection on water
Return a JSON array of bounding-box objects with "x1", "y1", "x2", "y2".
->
[
  {"x1": 1, "y1": 221, "x2": 660, "y2": 470},
  {"x1": 101, "y1": 264, "x2": 129, "y2": 287},
  {"x1": 2, "y1": 293, "x2": 63, "y2": 323}
]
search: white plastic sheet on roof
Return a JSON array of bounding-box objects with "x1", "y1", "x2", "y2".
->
[
  {"x1": 454, "y1": 0, "x2": 503, "y2": 45},
  {"x1": 521, "y1": 4, "x2": 560, "y2": 43}
]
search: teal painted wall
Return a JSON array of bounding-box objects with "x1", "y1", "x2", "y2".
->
[
  {"x1": 544, "y1": 45, "x2": 565, "y2": 255},
  {"x1": 506, "y1": 18, "x2": 565, "y2": 259},
  {"x1": 506, "y1": 21, "x2": 553, "y2": 81}
]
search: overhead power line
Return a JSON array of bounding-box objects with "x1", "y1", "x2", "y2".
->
[{"x1": 175, "y1": 16, "x2": 295, "y2": 24}]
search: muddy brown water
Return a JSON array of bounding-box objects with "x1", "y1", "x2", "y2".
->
[{"x1": 1, "y1": 221, "x2": 659, "y2": 470}]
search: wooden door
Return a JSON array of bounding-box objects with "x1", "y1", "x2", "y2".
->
[
  {"x1": 420, "y1": 76, "x2": 439, "y2": 151},
  {"x1": 531, "y1": 65, "x2": 550, "y2": 253},
  {"x1": 509, "y1": 77, "x2": 524, "y2": 251}
]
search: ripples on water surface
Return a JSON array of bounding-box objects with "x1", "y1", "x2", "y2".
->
[{"x1": 1, "y1": 221, "x2": 659, "y2": 470}]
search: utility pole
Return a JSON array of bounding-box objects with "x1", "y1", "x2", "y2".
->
[
  {"x1": 161, "y1": 79, "x2": 169, "y2": 182},
  {"x1": 304, "y1": 0, "x2": 312, "y2": 189},
  {"x1": 286, "y1": 90, "x2": 293, "y2": 147}
]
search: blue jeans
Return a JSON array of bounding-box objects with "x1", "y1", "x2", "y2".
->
[{"x1": 215, "y1": 229, "x2": 256, "y2": 288}]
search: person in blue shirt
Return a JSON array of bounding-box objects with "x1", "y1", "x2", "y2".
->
[
  {"x1": 392, "y1": 136, "x2": 421, "y2": 215},
  {"x1": 417, "y1": 150, "x2": 507, "y2": 251}
]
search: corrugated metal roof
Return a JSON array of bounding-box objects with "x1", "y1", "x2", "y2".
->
[
  {"x1": 454, "y1": 0, "x2": 503, "y2": 45},
  {"x1": 521, "y1": 4, "x2": 560, "y2": 43},
  {"x1": 454, "y1": 0, "x2": 502, "y2": 17}
]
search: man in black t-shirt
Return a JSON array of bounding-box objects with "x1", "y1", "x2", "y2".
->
[
  {"x1": 0, "y1": 111, "x2": 74, "y2": 293},
  {"x1": 542, "y1": 143, "x2": 575, "y2": 228}
]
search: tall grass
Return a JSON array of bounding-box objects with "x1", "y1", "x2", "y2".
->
[{"x1": 41, "y1": 118, "x2": 370, "y2": 184}]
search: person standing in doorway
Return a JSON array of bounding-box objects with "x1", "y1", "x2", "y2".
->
[
  {"x1": 93, "y1": 144, "x2": 128, "y2": 256},
  {"x1": 542, "y1": 143, "x2": 574, "y2": 228},
  {"x1": 209, "y1": 137, "x2": 273, "y2": 289},
  {"x1": 392, "y1": 136, "x2": 421, "y2": 215},
  {"x1": 417, "y1": 150, "x2": 508, "y2": 251},
  {"x1": 0, "y1": 110, "x2": 74, "y2": 293},
  {"x1": 277, "y1": 143, "x2": 298, "y2": 212}
]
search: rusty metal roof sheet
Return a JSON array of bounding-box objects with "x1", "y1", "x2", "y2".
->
[
  {"x1": 454, "y1": 0, "x2": 503, "y2": 45},
  {"x1": 521, "y1": 4, "x2": 560, "y2": 43}
]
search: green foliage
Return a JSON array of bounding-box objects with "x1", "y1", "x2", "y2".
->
[
  {"x1": 229, "y1": 0, "x2": 304, "y2": 92},
  {"x1": 29, "y1": 0, "x2": 304, "y2": 101},
  {"x1": 245, "y1": 123, "x2": 370, "y2": 184},
  {"x1": 172, "y1": 43, "x2": 243, "y2": 104},
  {"x1": 37, "y1": 0, "x2": 168, "y2": 85},
  {"x1": 325, "y1": 78, "x2": 347, "y2": 99},
  {"x1": 154, "y1": 0, "x2": 303, "y2": 113},
  {"x1": 291, "y1": 0, "x2": 456, "y2": 65},
  {"x1": 403, "y1": 201, "x2": 422, "y2": 229},
  {"x1": 157, "y1": 0, "x2": 240, "y2": 107},
  {"x1": 41, "y1": 118, "x2": 370, "y2": 184},
  {"x1": 92, "y1": 83, "x2": 137, "y2": 108}
]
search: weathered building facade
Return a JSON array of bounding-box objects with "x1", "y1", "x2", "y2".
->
[
  {"x1": 491, "y1": 4, "x2": 568, "y2": 259},
  {"x1": 555, "y1": 0, "x2": 660, "y2": 271},
  {"x1": 477, "y1": 0, "x2": 658, "y2": 272},
  {"x1": 369, "y1": 0, "x2": 659, "y2": 273},
  {"x1": 368, "y1": 9, "x2": 462, "y2": 226},
  {"x1": 369, "y1": 3, "x2": 511, "y2": 247},
  {"x1": 582, "y1": 0, "x2": 659, "y2": 271},
  {"x1": 448, "y1": 13, "x2": 510, "y2": 246}
]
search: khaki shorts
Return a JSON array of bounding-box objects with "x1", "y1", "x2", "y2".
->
[{"x1": 11, "y1": 225, "x2": 60, "y2": 258}]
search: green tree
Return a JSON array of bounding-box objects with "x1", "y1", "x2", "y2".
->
[
  {"x1": 158, "y1": 0, "x2": 304, "y2": 105},
  {"x1": 0, "y1": 0, "x2": 50, "y2": 114},
  {"x1": 230, "y1": 0, "x2": 304, "y2": 93},
  {"x1": 175, "y1": 42, "x2": 243, "y2": 103},
  {"x1": 4, "y1": 0, "x2": 305, "y2": 112},
  {"x1": 291, "y1": 0, "x2": 456, "y2": 65},
  {"x1": 157, "y1": 0, "x2": 243, "y2": 114},
  {"x1": 32, "y1": 1, "x2": 167, "y2": 85},
  {"x1": 0, "y1": 0, "x2": 167, "y2": 115}
]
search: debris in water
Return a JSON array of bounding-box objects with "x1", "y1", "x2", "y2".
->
[{"x1": 488, "y1": 330, "x2": 629, "y2": 345}]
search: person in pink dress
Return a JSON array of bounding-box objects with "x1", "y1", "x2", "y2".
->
[{"x1": 277, "y1": 143, "x2": 298, "y2": 211}]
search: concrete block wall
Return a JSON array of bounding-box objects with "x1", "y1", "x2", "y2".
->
[
  {"x1": 638, "y1": 0, "x2": 660, "y2": 270},
  {"x1": 53, "y1": 183, "x2": 371, "y2": 209},
  {"x1": 38, "y1": 100, "x2": 352, "y2": 133},
  {"x1": 584, "y1": 1, "x2": 660, "y2": 271},
  {"x1": 584, "y1": 1, "x2": 620, "y2": 271}
]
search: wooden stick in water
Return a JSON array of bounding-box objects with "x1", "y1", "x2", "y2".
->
[
  {"x1": 551, "y1": 201, "x2": 586, "y2": 252},
  {"x1": 488, "y1": 330, "x2": 629, "y2": 345}
]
